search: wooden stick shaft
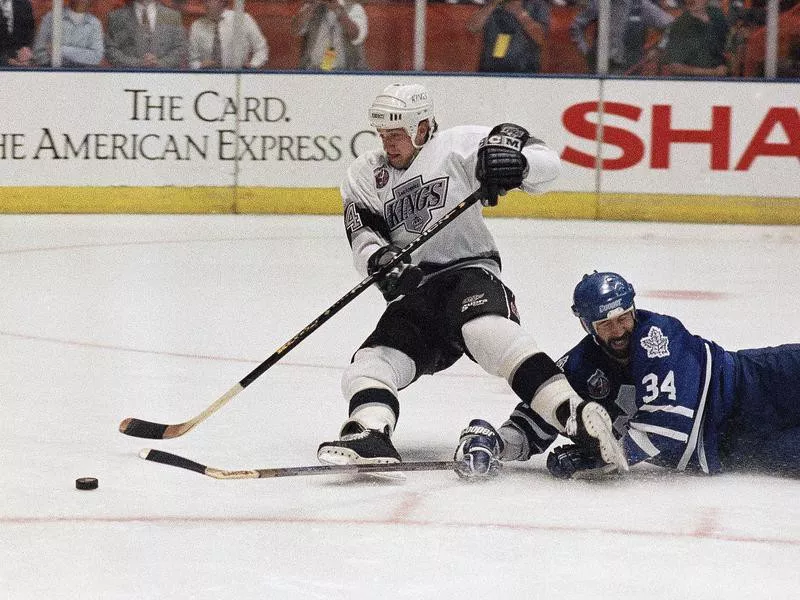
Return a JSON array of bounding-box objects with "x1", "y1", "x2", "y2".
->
[
  {"x1": 120, "y1": 191, "x2": 481, "y2": 439},
  {"x1": 140, "y1": 448, "x2": 457, "y2": 479}
]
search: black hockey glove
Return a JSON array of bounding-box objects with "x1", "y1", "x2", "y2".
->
[
  {"x1": 367, "y1": 244, "x2": 423, "y2": 301},
  {"x1": 454, "y1": 419, "x2": 504, "y2": 479},
  {"x1": 546, "y1": 444, "x2": 617, "y2": 480},
  {"x1": 565, "y1": 399, "x2": 629, "y2": 473},
  {"x1": 475, "y1": 123, "x2": 530, "y2": 207}
]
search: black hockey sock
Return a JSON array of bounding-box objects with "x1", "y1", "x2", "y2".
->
[
  {"x1": 345, "y1": 388, "x2": 400, "y2": 434},
  {"x1": 510, "y1": 352, "x2": 562, "y2": 401}
]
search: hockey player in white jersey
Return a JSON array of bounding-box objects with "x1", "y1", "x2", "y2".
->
[{"x1": 317, "y1": 82, "x2": 627, "y2": 476}]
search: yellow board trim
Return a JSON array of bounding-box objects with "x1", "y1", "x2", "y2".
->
[{"x1": 1, "y1": 187, "x2": 799, "y2": 225}]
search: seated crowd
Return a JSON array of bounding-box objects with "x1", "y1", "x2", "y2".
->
[{"x1": 0, "y1": 0, "x2": 797, "y2": 76}]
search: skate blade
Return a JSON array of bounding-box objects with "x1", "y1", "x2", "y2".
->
[{"x1": 317, "y1": 449, "x2": 406, "y2": 481}]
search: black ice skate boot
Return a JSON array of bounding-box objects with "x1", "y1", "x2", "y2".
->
[{"x1": 317, "y1": 421, "x2": 402, "y2": 466}]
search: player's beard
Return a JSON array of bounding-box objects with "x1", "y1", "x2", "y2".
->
[{"x1": 601, "y1": 331, "x2": 632, "y2": 361}]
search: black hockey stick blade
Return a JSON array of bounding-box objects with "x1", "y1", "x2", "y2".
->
[
  {"x1": 119, "y1": 419, "x2": 168, "y2": 439},
  {"x1": 119, "y1": 383, "x2": 244, "y2": 439},
  {"x1": 120, "y1": 191, "x2": 482, "y2": 440},
  {"x1": 139, "y1": 448, "x2": 459, "y2": 479}
]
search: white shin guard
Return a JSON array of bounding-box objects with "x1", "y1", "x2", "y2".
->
[
  {"x1": 461, "y1": 315, "x2": 541, "y2": 381},
  {"x1": 341, "y1": 346, "x2": 416, "y2": 398},
  {"x1": 463, "y1": 315, "x2": 576, "y2": 434},
  {"x1": 340, "y1": 346, "x2": 416, "y2": 435}
]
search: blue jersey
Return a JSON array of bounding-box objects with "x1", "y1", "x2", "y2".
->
[
  {"x1": 557, "y1": 310, "x2": 736, "y2": 473},
  {"x1": 500, "y1": 310, "x2": 800, "y2": 475}
]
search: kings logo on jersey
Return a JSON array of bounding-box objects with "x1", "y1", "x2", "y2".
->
[{"x1": 385, "y1": 176, "x2": 448, "y2": 235}]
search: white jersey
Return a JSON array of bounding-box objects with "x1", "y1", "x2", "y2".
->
[{"x1": 341, "y1": 124, "x2": 561, "y2": 281}]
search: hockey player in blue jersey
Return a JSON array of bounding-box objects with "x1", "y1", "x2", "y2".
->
[{"x1": 455, "y1": 270, "x2": 800, "y2": 479}]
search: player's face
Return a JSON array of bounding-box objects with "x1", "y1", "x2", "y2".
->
[
  {"x1": 377, "y1": 128, "x2": 416, "y2": 169},
  {"x1": 594, "y1": 310, "x2": 635, "y2": 360}
]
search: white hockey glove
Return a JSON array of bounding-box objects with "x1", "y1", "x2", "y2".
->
[
  {"x1": 454, "y1": 419, "x2": 504, "y2": 479},
  {"x1": 565, "y1": 399, "x2": 629, "y2": 473},
  {"x1": 367, "y1": 245, "x2": 424, "y2": 301},
  {"x1": 475, "y1": 123, "x2": 530, "y2": 207}
]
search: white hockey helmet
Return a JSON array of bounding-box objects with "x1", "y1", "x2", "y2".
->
[{"x1": 368, "y1": 83, "x2": 435, "y2": 146}]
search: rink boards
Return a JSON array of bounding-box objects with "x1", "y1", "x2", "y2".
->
[{"x1": 1, "y1": 72, "x2": 798, "y2": 223}]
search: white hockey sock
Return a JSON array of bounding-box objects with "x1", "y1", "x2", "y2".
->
[
  {"x1": 530, "y1": 374, "x2": 574, "y2": 434},
  {"x1": 498, "y1": 423, "x2": 529, "y2": 461},
  {"x1": 347, "y1": 403, "x2": 398, "y2": 436}
]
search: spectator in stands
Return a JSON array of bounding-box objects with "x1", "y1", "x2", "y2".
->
[
  {"x1": 725, "y1": 2, "x2": 762, "y2": 76},
  {"x1": 778, "y1": 35, "x2": 799, "y2": 77},
  {"x1": 468, "y1": 0, "x2": 550, "y2": 73},
  {"x1": 291, "y1": 0, "x2": 368, "y2": 70},
  {"x1": 32, "y1": 0, "x2": 104, "y2": 67},
  {"x1": 189, "y1": 0, "x2": 268, "y2": 69},
  {"x1": 662, "y1": 0, "x2": 729, "y2": 76},
  {"x1": 0, "y1": 0, "x2": 35, "y2": 66},
  {"x1": 570, "y1": 0, "x2": 673, "y2": 75},
  {"x1": 105, "y1": 0, "x2": 187, "y2": 68}
]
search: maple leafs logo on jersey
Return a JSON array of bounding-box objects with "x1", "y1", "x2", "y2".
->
[
  {"x1": 640, "y1": 326, "x2": 670, "y2": 358},
  {"x1": 586, "y1": 368, "x2": 611, "y2": 400},
  {"x1": 385, "y1": 176, "x2": 448, "y2": 234}
]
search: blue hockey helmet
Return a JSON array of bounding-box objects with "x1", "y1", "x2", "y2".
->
[{"x1": 571, "y1": 271, "x2": 636, "y2": 336}]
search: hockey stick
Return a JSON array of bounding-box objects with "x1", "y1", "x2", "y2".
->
[
  {"x1": 139, "y1": 448, "x2": 458, "y2": 479},
  {"x1": 119, "y1": 190, "x2": 483, "y2": 439}
]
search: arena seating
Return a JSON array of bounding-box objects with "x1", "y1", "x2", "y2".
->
[{"x1": 27, "y1": 0, "x2": 793, "y2": 76}]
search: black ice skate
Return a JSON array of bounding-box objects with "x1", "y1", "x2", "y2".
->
[{"x1": 317, "y1": 422, "x2": 402, "y2": 466}]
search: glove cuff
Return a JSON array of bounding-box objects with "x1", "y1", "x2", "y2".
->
[
  {"x1": 487, "y1": 123, "x2": 531, "y2": 147},
  {"x1": 367, "y1": 244, "x2": 408, "y2": 275}
]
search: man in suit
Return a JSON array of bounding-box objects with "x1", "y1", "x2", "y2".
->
[
  {"x1": 105, "y1": 0, "x2": 187, "y2": 68},
  {"x1": 0, "y1": 0, "x2": 35, "y2": 66}
]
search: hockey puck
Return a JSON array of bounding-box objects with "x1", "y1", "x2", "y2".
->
[{"x1": 75, "y1": 477, "x2": 99, "y2": 490}]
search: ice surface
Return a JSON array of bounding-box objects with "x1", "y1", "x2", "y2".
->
[{"x1": 2, "y1": 214, "x2": 799, "y2": 599}]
